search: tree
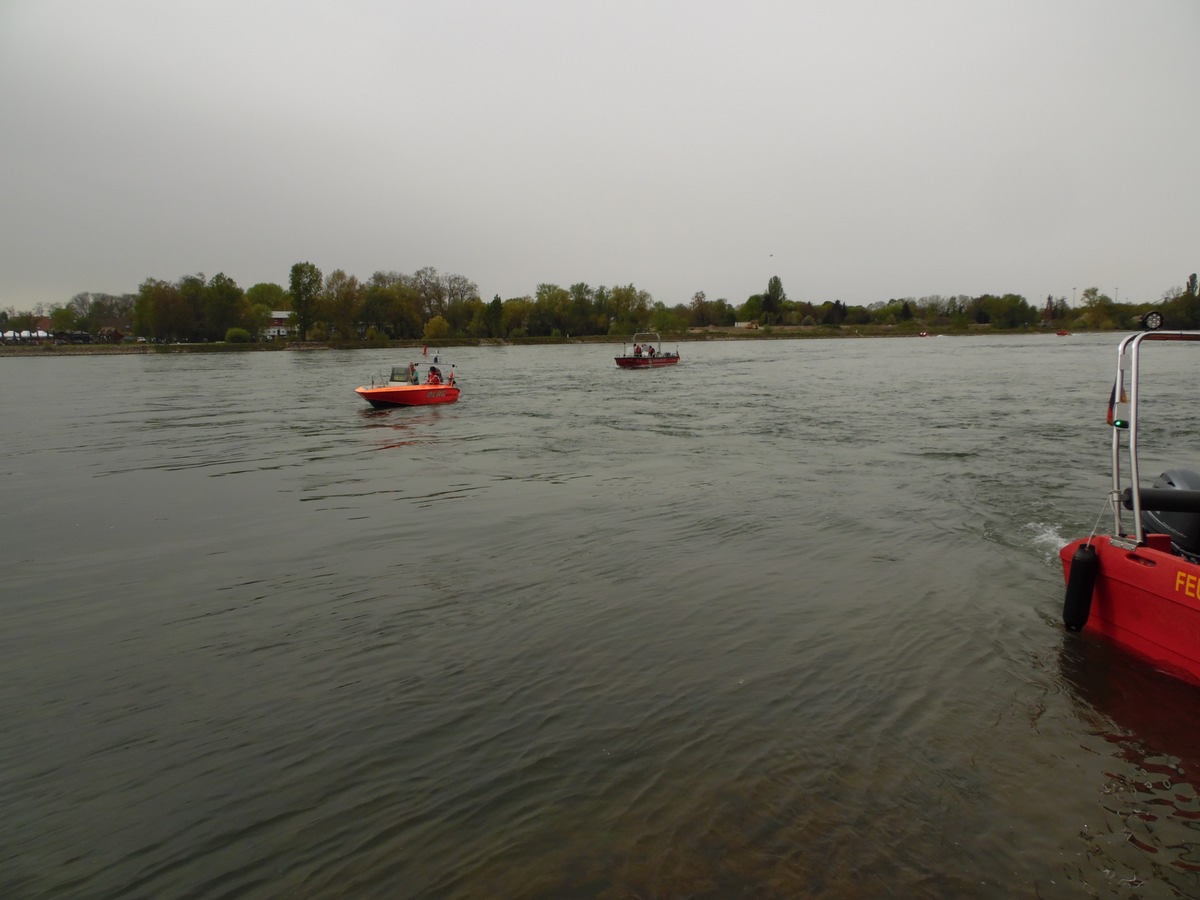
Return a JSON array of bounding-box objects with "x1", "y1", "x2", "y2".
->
[
  {"x1": 501, "y1": 298, "x2": 533, "y2": 337},
  {"x1": 423, "y1": 315, "x2": 450, "y2": 340},
  {"x1": 324, "y1": 269, "x2": 364, "y2": 339},
  {"x1": 67, "y1": 292, "x2": 96, "y2": 333},
  {"x1": 244, "y1": 304, "x2": 272, "y2": 341},
  {"x1": 412, "y1": 266, "x2": 446, "y2": 319},
  {"x1": 820, "y1": 300, "x2": 846, "y2": 325},
  {"x1": 179, "y1": 274, "x2": 206, "y2": 340},
  {"x1": 362, "y1": 271, "x2": 423, "y2": 338},
  {"x1": 534, "y1": 283, "x2": 572, "y2": 336},
  {"x1": 739, "y1": 294, "x2": 763, "y2": 322},
  {"x1": 485, "y1": 295, "x2": 503, "y2": 338},
  {"x1": 50, "y1": 306, "x2": 76, "y2": 333},
  {"x1": 289, "y1": 262, "x2": 323, "y2": 340},
  {"x1": 138, "y1": 278, "x2": 190, "y2": 342},
  {"x1": 567, "y1": 283, "x2": 595, "y2": 336},
  {"x1": 246, "y1": 282, "x2": 285, "y2": 311},
  {"x1": 444, "y1": 272, "x2": 478, "y2": 306},
  {"x1": 762, "y1": 276, "x2": 787, "y2": 324},
  {"x1": 650, "y1": 302, "x2": 688, "y2": 333},
  {"x1": 445, "y1": 293, "x2": 477, "y2": 336},
  {"x1": 607, "y1": 283, "x2": 652, "y2": 332},
  {"x1": 203, "y1": 272, "x2": 246, "y2": 341}
]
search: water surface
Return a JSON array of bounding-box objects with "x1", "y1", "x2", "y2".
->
[{"x1": 4, "y1": 335, "x2": 1200, "y2": 898}]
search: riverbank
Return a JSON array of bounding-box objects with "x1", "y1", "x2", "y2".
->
[{"x1": 0, "y1": 324, "x2": 1087, "y2": 357}]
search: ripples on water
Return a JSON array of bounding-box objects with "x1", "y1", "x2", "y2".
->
[{"x1": 4, "y1": 336, "x2": 1200, "y2": 897}]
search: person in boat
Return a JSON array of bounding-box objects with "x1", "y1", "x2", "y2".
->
[
  {"x1": 633, "y1": 344, "x2": 642, "y2": 357},
  {"x1": 647, "y1": 345, "x2": 656, "y2": 357},
  {"x1": 408, "y1": 362, "x2": 419, "y2": 384},
  {"x1": 447, "y1": 369, "x2": 455, "y2": 386},
  {"x1": 426, "y1": 365, "x2": 442, "y2": 385}
]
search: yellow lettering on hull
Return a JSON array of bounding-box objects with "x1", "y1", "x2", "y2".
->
[{"x1": 1175, "y1": 571, "x2": 1200, "y2": 600}]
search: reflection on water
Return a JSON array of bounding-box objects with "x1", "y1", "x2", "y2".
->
[
  {"x1": 1059, "y1": 633, "x2": 1200, "y2": 887},
  {"x1": 2, "y1": 337, "x2": 1200, "y2": 897}
]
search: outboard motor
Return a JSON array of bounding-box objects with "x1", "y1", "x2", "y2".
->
[{"x1": 1141, "y1": 468, "x2": 1200, "y2": 561}]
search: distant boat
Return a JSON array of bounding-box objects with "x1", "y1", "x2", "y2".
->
[
  {"x1": 355, "y1": 364, "x2": 460, "y2": 407},
  {"x1": 615, "y1": 333, "x2": 680, "y2": 368},
  {"x1": 1057, "y1": 330, "x2": 1071, "y2": 336}
]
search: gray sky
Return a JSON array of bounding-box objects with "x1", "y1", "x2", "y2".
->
[{"x1": 2, "y1": 0, "x2": 1197, "y2": 313}]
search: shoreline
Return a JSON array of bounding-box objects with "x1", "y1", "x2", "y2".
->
[{"x1": 0, "y1": 327, "x2": 1086, "y2": 357}]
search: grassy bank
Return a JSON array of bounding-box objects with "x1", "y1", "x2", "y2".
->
[{"x1": 0, "y1": 324, "x2": 1082, "y2": 357}]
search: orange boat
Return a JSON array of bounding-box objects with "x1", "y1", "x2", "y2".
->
[
  {"x1": 1060, "y1": 322, "x2": 1200, "y2": 685},
  {"x1": 355, "y1": 364, "x2": 460, "y2": 408},
  {"x1": 615, "y1": 332, "x2": 680, "y2": 368}
]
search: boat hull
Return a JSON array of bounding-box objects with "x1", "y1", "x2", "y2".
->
[
  {"x1": 1060, "y1": 534, "x2": 1200, "y2": 684},
  {"x1": 614, "y1": 356, "x2": 679, "y2": 368},
  {"x1": 355, "y1": 384, "x2": 460, "y2": 407}
]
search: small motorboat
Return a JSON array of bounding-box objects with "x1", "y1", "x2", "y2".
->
[
  {"x1": 355, "y1": 363, "x2": 460, "y2": 408},
  {"x1": 615, "y1": 332, "x2": 680, "y2": 368},
  {"x1": 1060, "y1": 323, "x2": 1200, "y2": 684}
]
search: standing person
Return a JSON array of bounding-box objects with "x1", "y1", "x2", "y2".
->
[{"x1": 408, "y1": 362, "x2": 419, "y2": 384}]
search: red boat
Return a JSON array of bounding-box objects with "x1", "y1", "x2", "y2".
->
[
  {"x1": 1060, "y1": 326, "x2": 1200, "y2": 684},
  {"x1": 615, "y1": 332, "x2": 680, "y2": 368},
  {"x1": 355, "y1": 364, "x2": 460, "y2": 408}
]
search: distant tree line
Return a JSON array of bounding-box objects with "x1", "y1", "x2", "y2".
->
[{"x1": 4, "y1": 266, "x2": 1197, "y2": 341}]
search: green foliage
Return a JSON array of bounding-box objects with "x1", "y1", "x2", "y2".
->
[
  {"x1": 362, "y1": 271, "x2": 424, "y2": 339},
  {"x1": 246, "y1": 282, "x2": 285, "y2": 311},
  {"x1": 50, "y1": 306, "x2": 76, "y2": 332},
  {"x1": 244, "y1": 303, "x2": 272, "y2": 340},
  {"x1": 225, "y1": 327, "x2": 251, "y2": 343},
  {"x1": 30, "y1": 259, "x2": 1200, "y2": 343},
  {"x1": 289, "y1": 262, "x2": 323, "y2": 341},
  {"x1": 179, "y1": 274, "x2": 205, "y2": 336},
  {"x1": 423, "y1": 315, "x2": 450, "y2": 340},
  {"x1": 821, "y1": 300, "x2": 846, "y2": 325},
  {"x1": 140, "y1": 278, "x2": 191, "y2": 342},
  {"x1": 650, "y1": 303, "x2": 689, "y2": 334},
  {"x1": 203, "y1": 273, "x2": 246, "y2": 341},
  {"x1": 324, "y1": 269, "x2": 363, "y2": 340},
  {"x1": 966, "y1": 293, "x2": 1035, "y2": 329},
  {"x1": 762, "y1": 276, "x2": 786, "y2": 324},
  {"x1": 739, "y1": 295, "x2": 763, "y2": 322}
]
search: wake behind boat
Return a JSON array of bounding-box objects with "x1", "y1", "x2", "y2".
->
[
  {"x1": 1060, "y1": 323, "x2": 1200, "y2": 684},
  {"x1": 615, "y1": 332, "x2": 680, "y2": 368},
  {"x1": 355, "y1": 363, "x2": 460, "y2": 408}
]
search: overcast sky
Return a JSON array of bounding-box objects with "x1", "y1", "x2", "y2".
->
[{"x1": 1, "y1": 0, "x2": 1197, "y2": 313}]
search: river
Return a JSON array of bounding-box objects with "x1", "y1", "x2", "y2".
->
[{"x1": 3, "y1": 334, "x2": 1199, "y2": 898}]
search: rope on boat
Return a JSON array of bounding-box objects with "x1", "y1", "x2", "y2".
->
[{"x1": 1083, "y1": 493, "x2": 1118, "y2": 548}]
